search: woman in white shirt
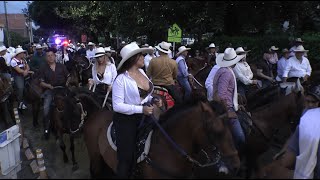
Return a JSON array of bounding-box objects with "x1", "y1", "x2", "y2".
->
[
  {"x1": 112, "y1": 42, "x2": 162, "y2": 178},
  {"x1": 233, "y1": 47, "x2": 259, "y2": 97},
  {"x1": 88, "y1": 47, "x2": 117, "y2": 104}
]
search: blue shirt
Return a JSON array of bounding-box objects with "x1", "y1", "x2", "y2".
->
[{"x1": 176, "y1": 55, "x2": 189, "y2": 78}]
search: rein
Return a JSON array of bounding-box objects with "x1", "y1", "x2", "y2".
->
[{"x1": 70, "y1": 100, "x2": 87, "y2": 134}]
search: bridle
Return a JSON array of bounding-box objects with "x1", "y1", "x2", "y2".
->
[{"x1": 69, "y1": 98, "x2": 87, "y2": 134}]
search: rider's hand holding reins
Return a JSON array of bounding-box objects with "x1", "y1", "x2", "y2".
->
[{"x1": 143, "y1": 105, "x2": 154, "y2": 115}]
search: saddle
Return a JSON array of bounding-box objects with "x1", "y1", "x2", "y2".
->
[
  {"x1": 236, "y1": 109, "x2": 253, "y2": 137},
  {"x1": 153, "y1": 86, "x2": 175, "y2": 109},
  {"x1": 107, "y1": 116, "x2": 155, "y2": 163}
]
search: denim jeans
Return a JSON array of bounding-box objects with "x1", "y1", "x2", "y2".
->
[
  {"x1": 229, "y1": 118, "x2": 245, "y2": 151},
  {"x1": 42, "y1": 90, "x2": 53, "y2": 131},
  {"x1": 261, "y1": 79, "x2": 272, "y2": 89},
  {"x1": 177, "y1": 76, "x2": 192, "y2": 101},
  {"x1": 237, "y1": 81, "x2": 247, "y2": 97},
  {"x1": 13, "y1": 75, "x2": 25, "y2": 103},
  {"x1": 0, "y1": 73, "x2": 11, "y2": 82}
]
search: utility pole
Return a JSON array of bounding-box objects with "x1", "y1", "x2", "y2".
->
[{"x1": 4, "y1": 1, "x2": 11, "y2": 47}]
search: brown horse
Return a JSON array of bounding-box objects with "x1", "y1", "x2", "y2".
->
[
  {"x1": 68, "y1": 54, "x2": 92, "y2": 87},
  {"x1": 0, "y1": 74, "x2": 15, "y2": 129},
  {"x1": 74, "y1": 93, "x2": 240, "y2": 178},
  {"x1": 242, "y1": 85, "x2": 305, "y2": 178}
]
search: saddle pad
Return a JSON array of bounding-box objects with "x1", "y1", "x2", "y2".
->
[
  {"x1": 153, "y1": 86, "x2": 175, "y2": 109},
  {"x1": 107, "y1": 121, "x2": 153, "y2": 163}
]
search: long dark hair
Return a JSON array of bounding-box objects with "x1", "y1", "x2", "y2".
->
[{"x1": 117, "y1": 53, "x2": 141, "y2": 74}]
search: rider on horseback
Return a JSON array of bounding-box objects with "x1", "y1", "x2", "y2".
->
[
  {"x1": 88, "y1": 47, "x2": 117, "y2": 107},
  {"x1": 29, "y1": 44, "x2": 46, "y2": 75},
  {"x1": 112, "y1": 42, "x2": 162, "y2": 178},
  {"x1": 213, "y1": 48, "x2": 246, "y2": 151},
  {"x1": 147, "y1": 41, "x2": 180, "y2": 105},
  {"x1": 38, "y1": 48, "x2": 69, "y2": 139}
]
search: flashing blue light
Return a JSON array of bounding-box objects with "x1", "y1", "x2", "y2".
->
[{"x1": 55, "y1": 38, "x2": 61, "y2": 45}]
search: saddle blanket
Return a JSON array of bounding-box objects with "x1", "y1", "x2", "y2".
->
[{"x1": 107, "y1": 121, "x2": 153, "y2": 163}]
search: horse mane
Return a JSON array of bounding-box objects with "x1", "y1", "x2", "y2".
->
[{"x1": 158, "y1": 97, "x2": 208, "y2": 129}]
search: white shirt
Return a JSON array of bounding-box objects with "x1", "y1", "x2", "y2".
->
[
  {"x1": 10, "y1": 57, "x2": 26, "y2": 69},
  {"x1": 86, "y1": 49, "x2": 96, "y2": 60},
  {"x1": 4, "y1": 52, "x2": 11, "y2": 66},
  {"x1": 92, "y1": 62, "x2": 117, "y2": 85},
  {"x1": 205, "y1": 65, "x2": 220, "y2": 101},
  {"x1": 277, "y1": 57, "x2": 288, "y2": 79},
  {"x1": 144, "y1": 54, "x2": 155, "y2": 70},
  {"x1": 282, "y1": 56, "x2": 312, "y2": 78},
  {"x1": 112, "y1": 69, "x2": 153, "y2": 115},
  {"x1": 233, "y1": 61, "x2": 254, "y2": 85}
]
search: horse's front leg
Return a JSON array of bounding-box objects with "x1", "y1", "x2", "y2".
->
[
  {"x1": 70, "y1": 135, "x2": 79, "y2": 171},
  {"x1": 57, "y1": 131, "x2": 68, "y2": 163}
]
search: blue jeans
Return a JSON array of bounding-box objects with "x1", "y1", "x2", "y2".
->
[
  {"x1": 13, "y1": 75, "x2": 25, "y2": 103},
  {"x1": 177, "y1": 76, "x2": 192, "y2": 101},
  {"x1": 42, "y1": 90, "x2": 53, "y2": 131},
  {"x1": 229, "y1": 118, "x2": 245, "y2": 151}
]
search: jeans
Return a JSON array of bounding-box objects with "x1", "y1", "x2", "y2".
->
[
  {"x1": 0, "y1": 73, "x2": 11, "y2": 82},
  {"x1": 229, "y1": 118, "x2": 245, "y2": 151},
  {"x1": 261, "y1": 79, "x2": 272, "y2": 89},
  {"x1": 177, "y1": 76, "x2": 192, "y2": 101},
  {"x1": 237, "y1": 81, "x2": 247, "y2": 97},
  {"x1": 13, "y1": 75, "x2": 25, "y2": 103},
  {"x1": 42, "y1": 90, "x2": 53, "y2": 131}
]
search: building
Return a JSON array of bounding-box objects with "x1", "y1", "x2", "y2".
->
[{"x1": 0, "y1": 13, "x2": 28, "y2": 38}]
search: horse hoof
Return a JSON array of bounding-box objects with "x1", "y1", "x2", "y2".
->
[
  {"x1": 72, "y1": 164, "x2": 79, "y2": 171},
  {"x1": 219, "y1": 166, "x2": 229, "y2": 174}
]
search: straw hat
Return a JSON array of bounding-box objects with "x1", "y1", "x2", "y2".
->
[
  {"x1": 0, "y1": 45, "x2": 7, "y2": 52},
  {"x1": 117, "y1": 42, "x2": 153, "y2": 70},
  {"x1": 93, "y1": 47, "x2": 106, "y2": 58},
  {"x1": 206, "y1": 43, "x2": 217, "y2": 50},
  {"x1": 176, "y1": 46, "x2": 191, "y2": 56},
  {"x1": 216, "y1": 48, "x2": 245, "y2": 68},
  {"x1": 282, "y1": 48, "x2": 290, "y2": 54},
  {"x1": 293, "y1": 45, "x2": 309, "y2": 52},
  {"x1": 88, "y1": 42, "x2": 95, "y2": 46},
  {"x1": 155, "y1": 41, "x2": 172, "y2": 54},
  {"x1": 295, "y1": 38, "x2": 304, "y2": 43},
  {"x1": 13, "y1": 47, "x2": 26, "y2": 57},
  {"x1": 235, "y1": 47, "x2": 251, "y2": 54},
  {"x1": 36, "y1": 44, "x2": 43, "y2": 49},
  {"x1": 269, "y1": 46, "x2": 279, "y2": 51}
]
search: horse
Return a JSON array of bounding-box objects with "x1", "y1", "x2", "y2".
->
[
  {"x1": 69, "y1": 53, "x2": 93, "y2": 87},
  {"x1": 49, "y1": 86, "x2": 87, "y2": 171},
  {"x1": 0, "y1": 74, "x2": 15, "y2": 129},
  {"x1": 241, "y1": 82, "x2": 305, "y2": 178},
  {"x1": 71, "y1": 92, "x2": 241, "y2": 178}
]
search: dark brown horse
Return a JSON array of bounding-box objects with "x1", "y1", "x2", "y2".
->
[
  {"x1": 68, "y1": 54, "x2": 92, "y2": 87},
  {"x1": 0, "y1": 74, "x2": 14, "y2": 129},
  {"x1": 242, "y1": 85, "x2": 305, "y2": 178},
  {"x1": 74, "y1": 93, "x2": 240, "y2": 178}
]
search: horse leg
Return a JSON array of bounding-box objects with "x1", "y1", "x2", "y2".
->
[
  {"x1": 90, "y1": 155, "x2": 115, "y2": 179},
  {"x1": 0, "y1": 103, "x2": 9, "y2": 129},
  {"x1": 70, "y1": 135, "x2": 79, "y2": 171},
  {"x1": 32, "y1": 101, "x2": 40, "y2": 127},
  {"x1": 58, "y1": 134, "x2": 68, "y2": 163}
]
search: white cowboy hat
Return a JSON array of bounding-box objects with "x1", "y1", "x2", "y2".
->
[
  {"x1": 295, "y1": 38, "x2": 304, "y2": 43},
  {"x1": 93, "y1": 47, "x2": 106, "y2": 58},
  {"x1": 235, "y1": 47, "x2": 251, "y2": 54},
  {"x1": 216, "y1": 48, "x2": 245, "y2": 68},
  {"x1": 0, "y1": 45, "x2": 7, "y2": 52},
  {"x1": 117, "y1": 42, "x2": 153, "y2": 70},
  {"x1": 42, "y1": 43, "x2": 48, "y2": 48},
  {"x1": 176, "y1": 46, "x2": 191, "y2": 56},
  {"x1": 36, "y1": 44, "x2": 43, "y2": 49},
  {"x1": 155, "y1": 41, "x2": 172, "y2": 54},
  {"x1": 98, "y1": 43, "x2": 103, "y2": 46},
  {"x1": 88, "y1": 42, "x2": 95, "y2": 46},
  {"x1": 141, "y1": 44, "x2": 149, "y2": 48},
  {"x1": 104, "y1": 46, "x2": 112, "y2": 52},
  {"x1": 7, "y1": 47, "x2": 15, "y2": 54},
  {"x1": 294, "y1": 45, "x2": 309, "y2": 52},
  {"x1": 206, "y1": 43, "x2": 217, "y2": 50},
  {"x1": 282, "y1": 48, "x2": 290, "y2": 53},
  {"x1": 269, "y1": 46, "x2": 279, "y2": 51},
  {"x1": 13, "y1": 47, "x2": 26, "y2": 57}
]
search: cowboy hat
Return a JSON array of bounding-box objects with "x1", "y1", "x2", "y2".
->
[
  {"x1": 176, "y1": 46, "x2": 191, "y2": 56},
  {"x1": 295, "y1": 38, "x2": 304, "y2": 43},
  {"x1": 293, "y1": 45, "x2": 309, "y2": 52},
  {"x1": 282, "y1": 48, "x2": 290, "y2": 53},
  {"x1": 269, "y1": 46, "x2": 279, "y2": 51},
  {"x1": 13, "y1": 47, "x2": 26, "y2": 57},
  {"x1": 216, "y1": 48, "x2": 245, "y2": 68},
  {"x1": 42, "y1": 43, "x2": 48, "y2": 48},
  {"x1": 141, "y1": 44, "x2": 149, "y2": 48},
  {"x1": 98, "y1": 43, "x2": 103, "y2": 46},
  {"x1": 155, "y1": 41, "x2": 172, "y2": 54},
  {"x1": 36, "y1": 44, "x2": 43, "y2": 49},
  {"x1": 117, "y1": 42, "x2": 153, "y2": 70},
  {"x1": 0, "y1": 45, "x2": 7, "y2": 52},
  {"x1": 235, "y1": 47, "x2": 251, "y2": 54},
  {"x1": 93, "y1": 47, "x2": 106, "y2": 58},
  {"x1": 88, "y1": 42, "x2": 95, "y2": 46},
  {"x1": 206, "y1": 43, "x2": 217, "y2": 50}
]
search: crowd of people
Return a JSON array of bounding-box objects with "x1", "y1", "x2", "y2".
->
[{"x1": 0, "y1": 36, "x2": 319, "y2": 178}]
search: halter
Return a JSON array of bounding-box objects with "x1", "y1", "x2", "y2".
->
[{"x1": 69, "y1": 100, "x2": 87, "y2": 134}]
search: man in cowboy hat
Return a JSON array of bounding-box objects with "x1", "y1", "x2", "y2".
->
[
  {"x1": 276, "y1": 48, "x2": 291, "y2": 81},
  {"x1": 0, "y1": 45, "x2": 11, "y2": 80},
  {"x1": 206, "y1": 43, "x2": 218, "y2": 66},
  {"x1": 143, "y1": 46, "x2": 156, "y2": 71},
  {"x1": 283, "y1": 45, "x2": 312, "y2": 83},
  {"x1": 264, "y1": 46, "x2": 279, "y2": 65},
  {"x1": 10, "y1": 47, "x2": 32, "y2": 110},
  {"x1": 38, "y1": 47, "x2": 70, "y2": 137},
  {"x1": 290, "y1": 38, "x2": 307, "y2": 57},
  {"x1": 257, "y1": 47, "x2": 276, "y2": 88},
  {"x1": 104, "y1": 46, "x2": 116, "y2": 64},
  {"x1": 233, "y1": 47, "x2": 260, "y2": 97},
  {"x1": 29, "y1": 44, "x2": 46, "y2": 73},
  {"x1": 147, "y1": 42, "x2": 180, "y2": 104},
  {"x1": 86, "y1": 42, "x2": 96, "y2": 62},
  {"x1": 212, "y1": 47, "x2": 246, "y2": 151},
  {"x1": 176, "y1": 45, "x2": 192, "y2": 101}
]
